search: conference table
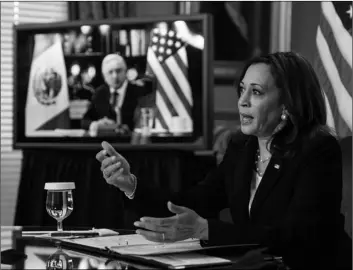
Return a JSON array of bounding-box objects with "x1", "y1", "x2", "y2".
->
[{"x1": 1, "y1": 226, "x2": 287, "y2": 269}]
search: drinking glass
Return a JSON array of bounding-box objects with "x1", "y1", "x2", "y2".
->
[
  {"x1": 45, "y1": 182, "x2": 75, "y2": 232},
  {"x1": 140, "y1": 107, "x2": 155, "y2": 136}
]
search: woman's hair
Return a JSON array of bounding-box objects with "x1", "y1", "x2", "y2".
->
[{"x1": 236, "y1": 51, "x2": 334, "y2": 157}]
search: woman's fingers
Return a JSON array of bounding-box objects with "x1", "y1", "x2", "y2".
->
[
  {"x1": 140, "y1": 216, "x2": 178, "y2": 226},
  {"x1": 136, "y1": 219, "x2": 194, "y2": 235},
  {"x1": 102, "y1": 141, "x2": 120, "y2": 158},
  {"x1": 101, "y1": 156, "x2": 118, "y2": 171},
  {"x1": 105, "y1": 168, "x2": 124, "y2": 185},
  {"x1": 136, "y1": 229, "x2": 166, "y2": 243},
  {"x1": 95, "y1": 150, "x2": 106, "y2": 162},
  {"x1": 136, "y1": 227, "x2": 192, "y2": 243},
  {"x1": 103, "y1": 162, "x2": 122, "y2": 178},
  {"x1": 133, "y1": 221, "x2": 169, "y2": 233},
  {"x1": 134, "y1": 219, "x2": 191, "y2": 242},
  {"x1": 96, "y1": 143, "x2": 119, "y2": 163}
]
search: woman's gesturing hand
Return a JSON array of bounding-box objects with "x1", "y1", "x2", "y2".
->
[
  {"x1": 134, "y1": 201, "x2": 209, "y2": 243},
  {"x1": 96, "y1": 141, "x2": 134, "y2": 194}
]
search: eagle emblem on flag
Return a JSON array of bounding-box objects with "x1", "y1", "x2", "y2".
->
[{"x1": 32, "y1": 67, "x2": 63, "y2": 106}]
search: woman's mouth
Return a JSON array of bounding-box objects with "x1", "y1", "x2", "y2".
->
[{"x1": 240, "y1": 113, "x2": 254, "y2": 125}]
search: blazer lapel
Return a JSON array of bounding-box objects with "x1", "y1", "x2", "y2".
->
[
  {"x1": 232, "y1": 136, "x2": 258, "y2": 219},
  {"x1": 97, "y1": 85, "x2": 112, "y2": 116},
  {"x1": 250, "y1": 155, "x2": 284, "y2": 217},
  {"x1": 121, "y1": 83, "x2": 136, "y2": 113}
]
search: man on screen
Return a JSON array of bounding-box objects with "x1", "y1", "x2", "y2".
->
[{"x1": 81, "y1": 54, "x2": 151, "y2": 133}]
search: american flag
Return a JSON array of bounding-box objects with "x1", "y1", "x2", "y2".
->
[
  {"x1": 314, "y1": 2, "x2": 352, "y2": 138},
  {"x1": 146, "y1": 27, "x2": 193, "y2": 132}
]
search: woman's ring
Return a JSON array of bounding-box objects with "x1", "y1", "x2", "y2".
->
[{"x1": 162, "y1": 233, "x2": 165, "y2": 242}]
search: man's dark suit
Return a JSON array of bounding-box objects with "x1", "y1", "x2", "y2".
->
[
  {"x1": 82, "y1": 82, "x2": 151, "y2": 131},
  {"x1": 127, "y1": 132, "x2": 348, "y2": 269}
]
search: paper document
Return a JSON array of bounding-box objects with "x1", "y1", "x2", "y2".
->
[
  {"x1": 61, "y1": 233, "x2": 201, "y2": 255},
  {"x1": 62, "y1": 233, "x2": 259, "y2": 256},
  {"x1": 56, "y1": 233, "x2": 256, "y2": 269},
  {"x1": 66, "y1": 234, "x2": 123, "y2": 247},
  {"x1": 141, "y1": 253, "x2": 231, "y2": 269},
  {"x1": 110, "y1": 236, "x2": 201, "y2": 255}
]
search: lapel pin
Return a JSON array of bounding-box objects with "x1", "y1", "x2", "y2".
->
[{"x1": 274, "y1": 164, "x2": 280, "y2": 169}]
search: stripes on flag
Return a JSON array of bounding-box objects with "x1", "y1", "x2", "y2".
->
[
  {"x1": 176, "y1": 45, "x2": 188, "y2": 67},
  {"x1": 315, "y1": 54, "x2": 350, "y2": 136},
  {"x1": 320, "y1": 2, "x2": 352, "y2": 93},
  {"x1": 146, "y1": 26, "x2": 193, "y2": 132},
  {"x1": 313, "y1": 1, "x2": 352, "y2": 138},
  {"x1": 147, "y1": 49, "x2": 190, "y2": 117},
  {"x1": 154, "y1": 97, "x2": 170, "y2": 130},
  {"x1": 163, "y1": 58, "x2": 192, "y2": 117},
  {"x1": 323, "y1": 91, "x2": 336, "y2": 130},
  {"x1": 321, "y1": 2, "x2": 352, "y2": 68},
  {"x1": 316, "y1": 28, "x2": 352, "y2": 130}
]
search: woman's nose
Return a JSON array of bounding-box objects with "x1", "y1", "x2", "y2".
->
[{"x1": 238, "y1": 90, "x2": 250, "y2": 107}]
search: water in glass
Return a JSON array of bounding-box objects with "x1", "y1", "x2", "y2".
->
[{"x1": 45, "y1": 182, "x2": 75, "y2": 232}]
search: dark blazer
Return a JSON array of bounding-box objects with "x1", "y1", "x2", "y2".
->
[
  {"x1": 82, "y1": 82, "x2": 150, "y2": 131},
  {"x1": 128, "y1": 131, "x2": 346, "y2": 269}
]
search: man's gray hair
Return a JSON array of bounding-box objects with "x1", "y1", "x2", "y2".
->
[{"x1": 101, "y1": 54, "x2": 127, "y2": 74}]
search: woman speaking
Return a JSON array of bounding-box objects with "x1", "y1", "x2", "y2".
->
[{"x1": 96, "y1": 52, "x2": 347, "y2": 269}]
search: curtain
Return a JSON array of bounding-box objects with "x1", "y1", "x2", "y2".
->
[
  {"x1": 14, "y1": 149, "x2": 125, "y2": 229},
  {"x1": 1, "y1": 1, "x2": 68, "y2": 226},
  {"x1": 69, "y1": 1, "x2": 136, "y2": 20},
  {"x1": 14, "y1": 149, "x2": 216, "y2": 229}
]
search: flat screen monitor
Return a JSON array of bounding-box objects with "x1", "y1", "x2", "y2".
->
[{"x1": 13, "y1": 14, "x2": 214, "y2": 151}]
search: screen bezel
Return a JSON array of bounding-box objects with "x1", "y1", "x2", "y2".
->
[{"x1": 13, "y1": 14, "x2": 213, "y2": 151}]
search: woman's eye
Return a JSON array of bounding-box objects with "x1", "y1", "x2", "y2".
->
[
  {"x1": 252, "y1": 89, "x2": 262, "y2": 95},
  {"x1": 239, "y1": 87, "x2": 245, "y2": 95}
]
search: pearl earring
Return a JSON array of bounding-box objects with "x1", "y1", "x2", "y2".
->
[{"x1": 281, "y1": 113, "x2": 287, "y2": 121}]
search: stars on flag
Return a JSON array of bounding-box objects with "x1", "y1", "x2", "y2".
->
[{"x1": 151, "y1": 28, "x2": 185, "y2": 63}]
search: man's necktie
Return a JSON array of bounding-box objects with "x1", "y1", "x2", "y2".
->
[
  {"x1": 111, "y1": 91, "x2": 121, "y2": 125},
  {"x1": 111, "y1": 91, "x2": 119, "y2": 108}
]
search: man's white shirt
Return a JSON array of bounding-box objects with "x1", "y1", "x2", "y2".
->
[{"x1": 110, "y1": 79, "x2": 128, "y2": 109}]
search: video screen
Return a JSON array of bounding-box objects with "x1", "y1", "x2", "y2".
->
[{"x1": 14, "y1": 15, "x2": 213, "y2": 149}]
